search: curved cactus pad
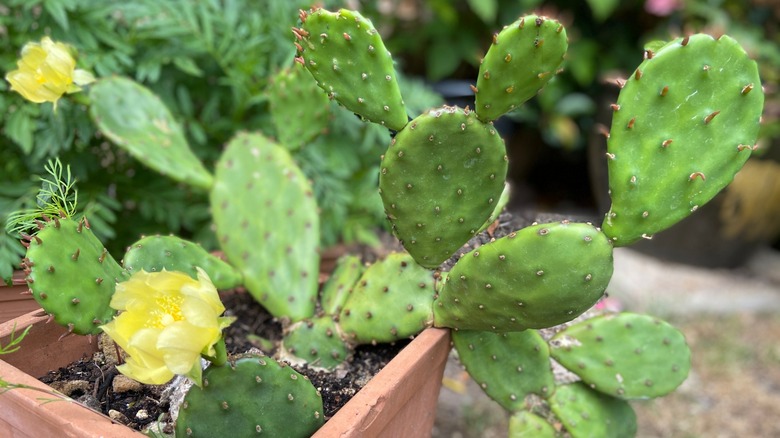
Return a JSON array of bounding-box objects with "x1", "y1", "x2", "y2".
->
[
  {"x1": 603, "y1": 34, "x2": 764, "y2": 246},
  {"x1": 89, "y1": 76, "x2": 213, "y2": 190},
  {"x1": 338, "y1": 253, "x2": 436, "y2": 345},
  {"x1": 268, "y1": 64, "x2": 331, "y2": 151},
  {"x1": 379, "y1": 106, "x2": 508, "y2": 269},
  {"x1": 176, "y1": 355, "x2": 324, "y2": 437},
  {"x1": 320, "y1": 254, "x2": 363, "y2": 316},
  {"x1": 24, "y1": 217, "x2": 127, "y2": 335},
  {"x1": 296, "y1": 8, "x2": 407, "y2": 130},
  {"x1": 508, "y1": 411, "x2": 557, "y2": 438},
  {"x1": 452, "y1": 329, "x2": 554, "y2": 412},
  {"x1": 549, "y1": 312, "x2": 691, "y2": 400},
  {"x1": 280, "y1": 316, "x2": 350, "y2": 371},
  {"x1": 475, "y1": 14, "x2": 568, "y2": 122},
  {"x1": 211, "y1": 132, "x2": 319, "y2": 322},
  {"x1": 122, "y1": 235, "x2": 242, "y2": 290},
  {"x1": 550, "y1": 383, "x2": 637, "y2": 438},
  {"x1": 434, "y1": 221, "x2": 613, "y2": 332}
]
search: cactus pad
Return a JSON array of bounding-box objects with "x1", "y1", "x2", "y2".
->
[
  {"x1": 24, "y1": 217, "x2": 128, "y2": 335},
  {"x1": 379, "y1": 106, "x2": 508, "y2": 268},
  {"x1": 602, "y1": 34, "x2": 764, "y2": 245},
  {"x1": 434, "y1": 221, "x2": 613, "y2": 331},
  {"x1": 549, "y1": 312, "x2": 691, "y2": 399},
  {"x1": 89, "y1": 76, "x2": 213, "y2": 190},
  {"x1": 176, "y1": 354, "x2": 324, "y2": 437},
  {"x1": 267, "y1": 64, "x2": 331, "y2": 151},
  {"x1": 122, "y1": 235, "x2": 242, "y2": 290},
  {"x1": 508, "y1": 410, "x2": 557, "y2": 438},
  {"x1": 320, "y1": 254, "x2": 363, "y2": 316},
  {"x1": 210, "y1": 132, "x2": 320, "y2": 322},
  {"x1": 280, "y1": 316, "x2": 350, "y2": 371},
  {"x1": 475, "y1": 15, "x2": 568, "y2": 122},
  {"x1": 452, "y1": 329, "x2": 554, "y2": 412},
  {"x1": 549, "y1": 382, "x2": 637, "y2": 438},
  {"x1": 338, "y1": 253, "x2": 436, "y2": 344},
  {"x1": 296, "y1": 8, "x2": 407, "y2": 130}
]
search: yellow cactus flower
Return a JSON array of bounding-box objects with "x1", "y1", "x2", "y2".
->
[
  {"x1": 101, "y1": 268, "x2": 234, "y2": 386},
  {"x1": 5, "y1": 36, "x2": 95, "y2": 109}
]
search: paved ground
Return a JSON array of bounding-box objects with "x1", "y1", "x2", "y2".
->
[{"x1": 432, "y1": 246, "x2": 780, "y2": 437}]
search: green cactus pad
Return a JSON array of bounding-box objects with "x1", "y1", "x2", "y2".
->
[
  {"x1": 434, "y1": 221, "x2": 613, "y2": 332},
  {"x1": 549, "y1": 312, "x2": 691, "y2": 400},
  {"x1": 508, "y1": 410, "x2": 557, "y2": 438},
  {"x1": 320, "y1": 254, "x2": 363, "y2": 316},
  {"x1": 549, "y1": 382, "x2": 637, "y2": 438},
  {"x1": 122, "y1": 235, "x2": 242, "y2": 290},
  {"x1": 379, "y1": 106, "x2": 508, "y2": 269},
  {"x1": 452, "y1": 329, "x2": 554, "y2": 412},
  {"x1": 89, "y1": 76, "x2": 213, "y2": 190},
  {"x1": 267, "y1": 63, "x2": 331, "y2": 151},
  {"x1": 475, "y1": 15, "x2": 568, "y2": 122},
  {"x1": 602, "y1": 34, "x2": 764, "y2": 246},
  {"x1": 280, "y1": 316, "x2": 350, "y2": 371},
  {"x1": 338, "y1": 253, "x2": 436, "y2": 344},
  {"x1": 296, "y1": 8, "x2": 407, "y2": 130},
  {"x1": 211, "y1": 132, "x2": 320, "y2": 322},
  {"x1": 24, "y1": 217, "x2": 128, "y2": 335},
  {"x1": 176, "y1": 354, "x2": 324, "y2": 437}
]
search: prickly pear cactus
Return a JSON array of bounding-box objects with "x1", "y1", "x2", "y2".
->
[
  {"x1": 211, "y1": 132, "x2": 319, "y2": 322},
  {"x1": 452, "y1": 329, "x2": 555, "y2": 412},
  {"x1": 176, "y1": 354, "x2": 324, "y2": 437},
  {"x1": 434, "y1": 221, "x2": 613, "y2": 331},
  {"x1": 602, "y1": 34, "x2": 764, "y2": 246},
  {"x1": 295, "y1": 8, "x2": 408, "y2": 130},
  {"x1": 475, "y1": 14, "x2": 568, "y2": 122},
  {"x1": 89, "y1": 76, "x2": 214, "y2": 190},
  {"x1": 280, "y1": 316, "x2": 350, "y2": 371},
  {"x1": 320, "y1": 254, "x2": 363, "y2": 315},
  {"x1": 549, "y1": 312, "x2": 691, "y2": 399},
  {"x1": 379, "y1": 106, "x2": 508, "y2": 268},
  {"x1": 338, "y1": 253, "x2": 436, "y2": 344},
  {"x1": 122, "y1": 235, "x2": 243, "y2": 290},
  {"x1": 549, "y1": 382, "x2": 637, "y2": 438},
  {"x1": 267, "y1": 63, "x2": 331, "y2": 151},
  {"x1": 508, "y1": 410, "x2": 557, "y2": 438},
  {"x1": 23, "y1": 216, "x2": 128, "y2": 335}
]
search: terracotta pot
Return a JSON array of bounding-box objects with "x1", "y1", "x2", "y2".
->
[
  {"x1": 0, "y1": 272, "x2": 40, "y2": 324},
  {"x1": 0, "y1": 310, "x2": 451, "y2": 438}
]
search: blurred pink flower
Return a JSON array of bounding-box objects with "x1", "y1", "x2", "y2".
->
[{"x1": 645, "y1": 0, "x2": 681, "y2": 16}]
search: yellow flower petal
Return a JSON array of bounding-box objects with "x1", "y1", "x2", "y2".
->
[{"x1": 158, "y1": 321, "x2": 217, "y2": 375}]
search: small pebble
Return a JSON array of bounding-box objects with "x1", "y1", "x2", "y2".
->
[
  {"x1": 108, "y1": 409, "x2": 130, "y2": 424},
  {"x1": 113, "y1": 375, "x2": 143, "y2": 393},
  {"x1": 136, "y1": 409, "x2": 149, "y2": 420}
]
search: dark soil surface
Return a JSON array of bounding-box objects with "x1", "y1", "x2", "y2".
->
[{"x1": 39, "y1": 290, "x2": 406, "y2": 433}]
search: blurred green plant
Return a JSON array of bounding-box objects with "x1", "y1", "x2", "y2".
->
[{"x1": 1, "y1": 0, "x2": 442, "y2": 283}]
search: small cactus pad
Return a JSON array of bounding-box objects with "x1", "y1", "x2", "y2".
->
[
  {"x1": 89, "y1": 76, "x2": 213, "y2": 190},
  {"x1": 549, "y1": 382, "x2": 637, "y2": 438},
  {"x1": 508, "y1": 410, "x2": 557, "y2": 438},
  {"x1": 122, "y1": 235, "x2": 243, "y2": 290},
  {"x1": 379, "y1": 106, "x2": 508, "y2": 268},
  {"x1": 176, "y1": 354, "x2": 324, "y2": 437},
  {"x1": 434, "y1": 221, "x2": 613, "y2": 331},
  {"x1": 602, "y1": 34, "x2": 764, "y2": 245},
  {"x1": 452, "y1": 329, "x2": 555, "y2": 412},
  {"x1": 23, "y1": 217, "x2": 128, "y2": 335},
  {"x1": 280, "y1": 316, "x2": 350, "y2": 371},
  {"x1": 320, "y1": 254, "x2": 363, "y2": 315},
  {"x1": 267, "y1": 63, "x2": 331, "y2": 151},
  {"x1": 211, "y1": 132, "x2": 319, "y2": 322},
  {"x1": 295, "y1": 8, "x2": 408, "y2": 130},
  {"x1": 475, "y1": 15, "x2": 568, "y2": 122},
  {"x1": 549, "y1": 312, "x2": 691, "y2": 399},
  {"x1": 338, "y1": 253, "x2": 436, "y2": 345}
]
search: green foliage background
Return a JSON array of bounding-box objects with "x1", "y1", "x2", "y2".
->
[{"x1": 0, "y1": 0, "x2": 444, "y2": 283}]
